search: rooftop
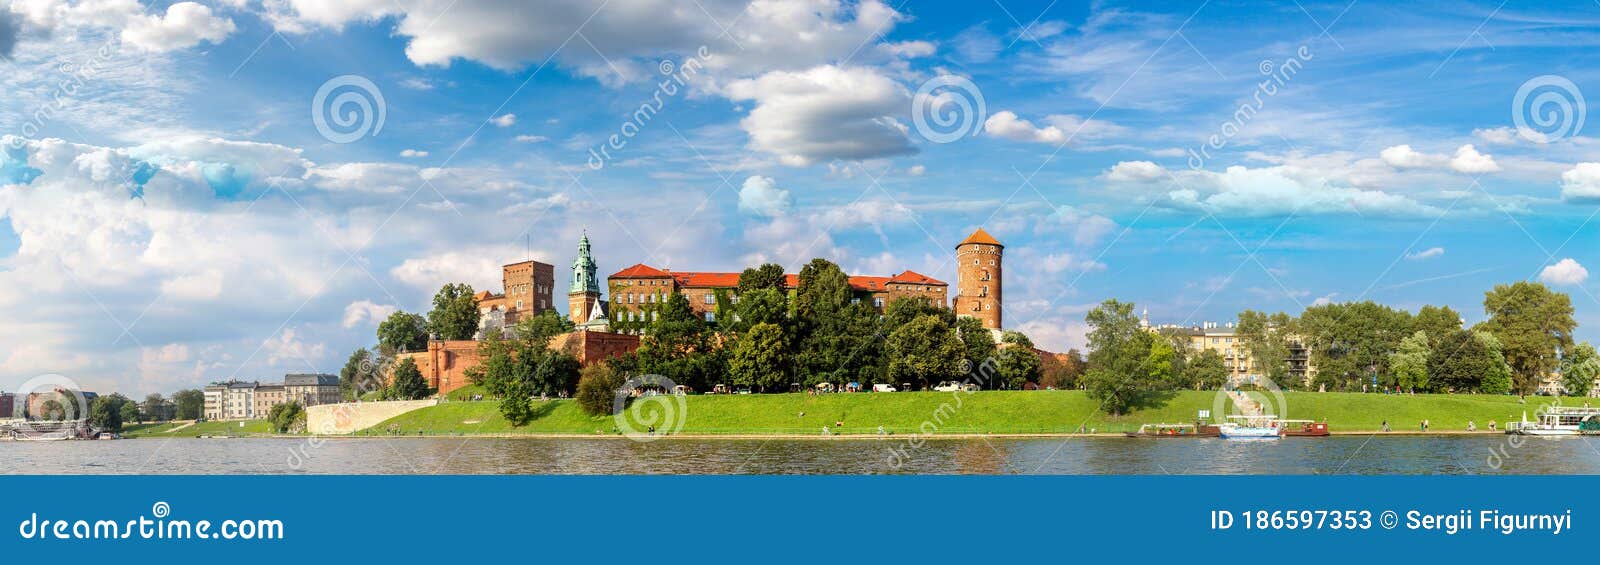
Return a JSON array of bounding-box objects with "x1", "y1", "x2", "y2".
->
[{"x1": 610, "y1": 265, "x2": 946, "y2": 291}]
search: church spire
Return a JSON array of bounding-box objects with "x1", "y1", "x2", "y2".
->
[{"x1": 571, "y1": 230, "x2": 600, "y2": 294}]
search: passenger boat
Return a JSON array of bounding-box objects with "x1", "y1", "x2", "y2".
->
[
  {"x1": 1505, "y1": 407, "x2": 1600, "y2": 436},
  {"x1": 1218, "y1": 415, "x2": 1281, "y2": 440},
  {"x1": 1124, "y1": 422, "x2": 1221, "y2": 438},
  {"x1": 1278, "y1": 419, "x2": 1330, "y2": 437}
]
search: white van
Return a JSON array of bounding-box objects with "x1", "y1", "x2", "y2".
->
[{"x1": 871, "y1": 384, "x2": 897, "y2": 393}]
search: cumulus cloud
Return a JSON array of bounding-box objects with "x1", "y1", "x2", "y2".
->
[
  {"x1": 736, "y1": 175, "x2": 792, "y2": 217},
  {"x1": 263, "y1": 327, "x2": 327, "y2": 366},
  {"x1": 122, "y1": 2, "x2": 236, "y2": 52},
  {"x1": 1540, "y1": 258, "x2": 1589, "y2": 286},
  {"x1": 1560, "y1": 163, "x2": 1600, "y2": 203},
  {"x1": 390, "y1": 246, "x2": 526, "y2": 291},
  {"x1": 984, "y1": 111, "x2": 1124, "y2": 145},
  {"x1": 725, "y1": 65, "x2": 915, "y2": 166},
  {"x1": 1405, "y1": 247, "x2": 1445, "y2": 260},
  {"x1": 342, "y1": 300, "x2": 398, "y2": 328},
  {"x1": 1042, "y1": 205, "x2": 1118, "y2": 247},
  {"x1": 491, "y1": 113, "x2": 517, "y2": 128},
  {"x1": 1106, "y1": 161, "x2": 1441, "y2": 218},
  {"x1": 1104, "y1": 160, "x2": 1165, "y2": 182},
  {"x1": 1380, "y1": 144, "x2": 1446, "y2": 169},
  {"x1": 1473, "y1": 127, "x2": 1520, "y2": 145},
  {"x1": 1450, "y1": 144, "x2": 1499, "y2": 173}
]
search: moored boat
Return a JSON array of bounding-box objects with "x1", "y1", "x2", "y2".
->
[
  {"x1": 1505, "y1": 407, "x2": 1600, "y2": 436},
  {"x1": 1219, "y1": 415, "x2": 1281, "y2": 440},
  {"x1": 1124, "y1": 422, "x2": 1221, "y2": 438},
  {"x1": 1278, "y1": 419, "x2": 1330, "y2": 437}
]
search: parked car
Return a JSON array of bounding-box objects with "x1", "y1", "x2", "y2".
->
[
  {"x1": 932, "y1": 381, "x2": 961, "y2": 392},
  {"x1": 872, "y1": 384, "x2": 897, "y2": 392}
]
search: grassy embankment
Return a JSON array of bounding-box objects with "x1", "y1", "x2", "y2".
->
[
  {"x1": 363, "y1": 390, "x2": 1591, "y2": 437},
  {"x1": 123, "y1": 419, "x2": 277, "y2": 438}
]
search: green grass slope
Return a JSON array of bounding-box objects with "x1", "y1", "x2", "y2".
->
[{"x1": 366, "y1": 390, "x2": 1595, "y2": 436}]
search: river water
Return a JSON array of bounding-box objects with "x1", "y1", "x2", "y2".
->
[{"x1": 4, "y1": 435, "x2": 1599, "y2": 474}]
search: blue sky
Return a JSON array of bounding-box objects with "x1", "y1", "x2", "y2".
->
[{"x1": 2, "y1": 0, "x2": 1600, "y2": 395}]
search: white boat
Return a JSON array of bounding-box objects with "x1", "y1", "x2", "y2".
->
[
  {"x1": 1505, "y1": 407, "x2": 1600, "y2": 436},
  {"x1": 1219, "y1": 415, "x2": 1282, "y2": 440}
]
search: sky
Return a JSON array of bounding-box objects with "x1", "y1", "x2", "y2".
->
[{"x1": 2, "y1": 0, "x2": 1600, "y2": 396}]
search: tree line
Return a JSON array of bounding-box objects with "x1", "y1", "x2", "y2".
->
[{"x1": 1080, "y1": 281, "x2": 1595, "y2": 414}]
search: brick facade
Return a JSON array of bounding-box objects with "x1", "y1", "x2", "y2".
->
[
  {"x1": 606, "y1": 265, "x2": 948, "y2": 325},
  {"x1": 476, "y1": 260, "x2": 557, "y2": 328},
  {"x1": 396, "y1": 331, "x2": 642, "y2": 395},
  {"x1": 952, "y1": 228, "x2": 1003, "y2": 330}
]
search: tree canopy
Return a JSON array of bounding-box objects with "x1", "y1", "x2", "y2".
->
[
  {"x1": 1481, "y1": 281, "x2": 1576, "y2": 396},
  {"x1": 427, "y1": 283, "x2": 480, "y2": 341}
]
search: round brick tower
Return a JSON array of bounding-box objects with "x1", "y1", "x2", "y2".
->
[{"x1": 954, "y1": 228, "x2": 1003, "y2": 330}]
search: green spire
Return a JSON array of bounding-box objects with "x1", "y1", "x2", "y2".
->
[{"x1": 570, "y1": 230, "x2": 599, "y2": 294}]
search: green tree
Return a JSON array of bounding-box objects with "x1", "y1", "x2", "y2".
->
[
  {"x1": 89, "y1": 394, "x2": 132, "y2": 432},
  {"x1": 728, "y1": 322, "x2": 792, "y2": 392},
  {"x1": 1413, "y1": 305, "x2": 1464, "y2": 348},
  {"x1": 1390, "y1": 330, "x2": 1431, "y2": 393},
  {"x1": 1481, "y1": 281, "x2": 1576, "y2": 396},
  {"x1": 267, "y1": 401, "x2": 304, "y2": 433},
  {"x1": 387, "y1": 357, "x2": 431, "y2": 400},
  {"x1": 141, "y1": 393, "x2": 168, "y2": 421},
  {"x1": 1561, "y1": 342, "x2": 1599, "y2": 398},
  {"x1": 886, "y1": 314, "x2": 963, "y2": 389},
  {"x1": 575, "y1": 361, "x2": 627, "y2": 416},
  {"x1": 427, "y1": 283, "x2": 480, "y2": 341},
  {"x1": 1083, "y1": 299, "x2": 1161, "y2": 414},
  {"x1": 794, "y1": 260, "x2": 881, "y2": 386},
  {"x1": 172, "y1": 389, "x2": 204, "y2": 420},
  {"x1": 957, "y1": 316, "x2": 998, "y2": 371},
  {"x1": 377, "y1": 311, "x2": 429, "y2": 353},
  {"x1": 1187, "y1": 349, "x2": 1229, "y2": 390},
  {"x1": 734, "y1": 288, "x2": 788, "y2": 331},
  {"x1": 996, "y1": 331, "x2": 1042, "y2": 389},
  {"x1": 339, "y1": 348, "x2": 373, "y2": 400},
  {"x1": 1300, "y1": 301, "x2": 1413, "y2": 391},
  {"x1": 1477, "y1": 331, "x2": 1516, "y2": 395},
  {"x1": 515, "y1": 310, "x2": 575, "y2": 344},
  {"x1": 1429, "y1": 329, "x2": 1503, "y2": 393},
  {"x1": 119, "y1": 400, "x2": 141, "y2": 425},
  {"x1": 738, "y1": 263, "x2": 787, "y2": 293},
  {"x1": 1237, "y1": 310, "x2": 1295, "y2": 386}
]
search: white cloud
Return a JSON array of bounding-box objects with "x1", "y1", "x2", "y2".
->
[
  {"x1": 1405, "y1": 247, "x2": 1445, "y2": 260},
  {"x1": 1380, "y1": 144, "x2": 1446, "y2": 169},
  {"x1": 814, "y1": 198, "x2": 915, "y2": 229},
  {"x1": 1042, "y1": 205, "x2": 1118, "y2": 247},
  {"x1": 985, "y1": 111, "x2": 1064, "y2": 143},
  {"x1": 906, "y1": 165, "x2": 926, "y2": 176},
  {"x1": 122, "y1": 2, "x2": 236, "y2": 52},
  {"x1": 1559, "y1": 163, "x2": 1600, "y2": 203},
  {"x1": 491, "y1": 113, "x2": 517, "y2": 128},
  {"x1": 1540, "y1": 258, "x2": 1589, "y2": 286},
  {"x1": 1450, "y1": 144, "x2": 1499, "y2": 173},
  {"x1": 725, "y1": 65, "x2": 915, "y2": 166},
  {"x1": 1104, "y1": 160, "x2": 1165, "y2": 182},
  {"x1": 342, "y1": 300, "x2": 398, "y2": 328},
  {"x1": 736, "y1": 175, "x2": 792, "y2": 218},
  {"x1": 390, "y1": 246, "x2": 525, "y2": 292},
  {"x1": 399, "y1": 149, "x2": 429, "y2": 158},
  {"x1": 1473, "y1": 127, "x2": 1520, "y2": 145},
  {"x1": 1166, "y1": 165, "x2": 1441, "y2": 218},
  {"x1": 263, "y1": 327, "x2": 327, "y2": 366},
  {"x1": 514, "y1": 134, "x2": 547, "y2": 143}
]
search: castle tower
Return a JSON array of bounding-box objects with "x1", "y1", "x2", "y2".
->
[
  {"x1": 568, "y1": 231, "x2": 602, "y2": 327},
  {"x1": 954, "y1": 228, "x2": 1003, "y2": 330}
]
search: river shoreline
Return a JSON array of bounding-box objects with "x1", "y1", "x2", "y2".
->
[{"x1": 122, "y1": 429, "x2": 1519, "y2": 440}]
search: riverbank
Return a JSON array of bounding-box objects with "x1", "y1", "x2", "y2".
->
[{"x1": 348, "y1": 390, "x2": 1586, "y2": 437}]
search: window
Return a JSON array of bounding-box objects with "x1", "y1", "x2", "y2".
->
[
  {"x1": 704, "y1": 294, "x2": 715, "y2": 305},
  {"x1": 652, "y1": 312, "x2": 659, "y2": 321},
  {"x1": 851, "y1": 298, "x2": 860, "y2": 305},
  {"x1": 972, "y1": 258, "x2": 979, "y2": 265},
  {"x1": 516, "y1": 300, "x2": 523, "y2": 309},
  {"x1": 873, "y1": 298, "x2": 884, "y2": 308},
  {"x1": 705, "y1": 312, "x2": 716, "y2": 322}
]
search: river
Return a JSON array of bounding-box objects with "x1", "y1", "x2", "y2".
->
[{"x1": 2, "y1": 436, "x2": 1597, "y2": 474}]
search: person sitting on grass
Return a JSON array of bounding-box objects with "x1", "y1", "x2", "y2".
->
[{"x1": 1467, "y1": 420, "x2": 1477, "y2": 432}]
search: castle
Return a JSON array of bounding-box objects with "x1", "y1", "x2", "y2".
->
[{"x1": 397, "y1": 227, "x2": 1005, "y2": 394}]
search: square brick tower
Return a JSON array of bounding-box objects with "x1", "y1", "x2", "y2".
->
[{"x1": 954, "y1": 228, "x2": 1003, "y2": 330}]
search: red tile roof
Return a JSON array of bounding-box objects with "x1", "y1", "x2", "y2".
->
[
  {"x1": 958, "y1": 227, "x2": 1003, "y2": 247},
  {"x1": 610, "y1": 263, "x2": 672, "y2": 278},
  {"x1": 888, "y1": 270, "x2": 946, "y2": 285}
]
